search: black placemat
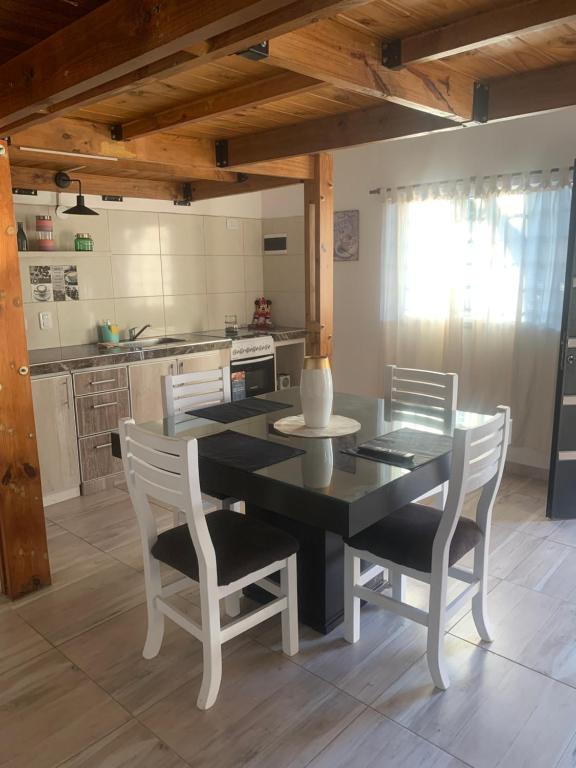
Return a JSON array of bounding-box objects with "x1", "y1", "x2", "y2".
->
[
  {"x1": 189, "y1": 398, "x2": 292, "y2": 423},
  {"x1": 198, "y1": 430, "x2": 305, "y2": 472},
  {"x1": 341, "y1": 428, "x2": 452, "y2": 469}
]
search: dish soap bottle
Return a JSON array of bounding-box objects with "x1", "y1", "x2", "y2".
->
[{"x1": 17, "y1": 222, "x2": 28, "y2": 251}]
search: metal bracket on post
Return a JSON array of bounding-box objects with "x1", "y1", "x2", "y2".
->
[
  {"x1": 236, "y1": 41, "x2": 269, "y2": 61},
  {"x1": 174, "y1": 182, "x2": 193, "y2": 206},
  {"x1": 110, "y1": 123, "x2": 123, "y2": 141},
  {"x1": 236, "y1": 172, "x2": 249, "y2": 183},
  {"x1": 215, "y1": 139, "x2": 229, "y2": 168},
  {"x1": 472, "y1": 82, "x2": 490, "y2": 124},
  {"x1": 381, "y1": 39, "x2": 402, "y2": 69}
]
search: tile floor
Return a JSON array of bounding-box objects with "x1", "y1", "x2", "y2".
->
[{"x1": 2, "y1": 474, "x2": 576, "y2": 767}]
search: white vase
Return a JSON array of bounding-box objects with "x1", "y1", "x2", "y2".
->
[{"x1": 300, "y1": 356, "x2": 333, "y2": 429}]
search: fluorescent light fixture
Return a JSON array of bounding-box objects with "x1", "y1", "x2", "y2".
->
[{"x1": 18, "y1": 147, "x2": 118, "y2": 162}]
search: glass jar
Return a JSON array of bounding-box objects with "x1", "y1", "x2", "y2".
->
[
  {"x1": 74, "y1": 233, "x2": 94, "y2": 251},
  {"x1": 35, "y1": 215, "x2": 54, "y2": 251}
]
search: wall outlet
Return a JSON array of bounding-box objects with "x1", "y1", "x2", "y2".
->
[
  {"x1": 39, "y1": 311, "x2": 52, "y2": 330},
  {"x1": 226, "y1": 218, "x2": 240, "y2": 230}
]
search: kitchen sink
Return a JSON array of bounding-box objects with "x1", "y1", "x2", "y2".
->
[{"x1": 116, "y1": 336, "x2": 186, "y2": 348}]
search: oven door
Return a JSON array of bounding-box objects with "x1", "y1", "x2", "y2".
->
[{"x1": 230, "y1": 355, "x2": 275, "y2": 401}]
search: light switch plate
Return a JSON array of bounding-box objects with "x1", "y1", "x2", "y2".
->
[{"x1": 39, "y1": 311, "x2": 52, "y2": 330}]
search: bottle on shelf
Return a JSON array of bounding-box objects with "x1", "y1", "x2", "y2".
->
[{"x1": 17, "y1": 222, "x2": 28, "y2": 251}]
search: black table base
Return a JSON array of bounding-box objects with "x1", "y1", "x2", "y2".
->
[{"x1": 245, "y1": 503, "x2": 345, "y2": 635}]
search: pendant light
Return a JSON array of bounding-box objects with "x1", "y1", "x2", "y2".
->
[{"x1": 54, "y1": 171, "x2": 99, "y2": 216}]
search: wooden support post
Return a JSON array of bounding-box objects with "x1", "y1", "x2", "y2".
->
[
  {"x1": 304, "y1": 153, "x2": 333, "y2": 358},
  {"x1": 0, "y1": 140, "x2": 50, "y2": 598}
]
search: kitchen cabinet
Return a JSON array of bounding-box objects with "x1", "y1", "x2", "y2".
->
[
  {"x1": 129, "y1": 358, "x2": 177, "y2": 423},
  {"x1": 32, "y1": 374, "x2": 80, "y2": 505},
  {"x1": 178, "y1": 348, "x2": 231, "y2": 375}
]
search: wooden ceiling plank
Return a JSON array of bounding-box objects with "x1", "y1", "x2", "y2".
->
[
  {"x1": 385, "y1": 0, "x2": 576, "y2": 67},
  {"x1": 120, "y1": 72, "x2": 321, "y2": 139},
  {"x1": 0, "y1": 0, "x2": 368, "y2": 131},
  {"x1": 225, "y1": 101, "x2": 457, "y2": 165},
  {"x1": 266, "y1": 19, "x2": 475, "y2": 121},
  {"x1": 231, "y1": 155, "x2": 315, "y2": 179}
]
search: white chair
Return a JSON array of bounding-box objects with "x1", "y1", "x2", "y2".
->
[
  {"x1": 162, "y1": 365, "x2": 238, "y2": 513},
  {"x1": 385, "y1": 364, "x2": 458, "y2": 509},
  {"x1": 162, "y1": 365, "x2": 231, "y2": 417},
  {"x1": 119, "y1": 418, "x2": 299, "y2": 710},
  {"x1": 344, "y1": 405, "x2": 510, "y2": 690}
]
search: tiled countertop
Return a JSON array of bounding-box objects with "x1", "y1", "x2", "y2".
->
[{"x1": 29, "y1": 327, "x2": 307, "y2": 377}]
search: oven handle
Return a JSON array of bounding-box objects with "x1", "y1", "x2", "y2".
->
[{"x1": 231, "y1": 355, "x2": 275, "y2": 366}]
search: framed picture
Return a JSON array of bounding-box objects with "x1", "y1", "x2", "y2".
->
[{"x1": 334, "y1": 209, "x2": 359, "y2": 262}]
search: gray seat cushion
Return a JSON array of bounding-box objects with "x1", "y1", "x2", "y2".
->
[
  {"x1": 345, "y1": 503, "x2": 482, "y2": 573},
  {"x1": 151, "y1": 510, "x2": 299, "y2": 586}
]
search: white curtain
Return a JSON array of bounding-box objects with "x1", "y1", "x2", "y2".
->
[{"x1": 381, "y1": 170, "x2": 572, "y2": 468}]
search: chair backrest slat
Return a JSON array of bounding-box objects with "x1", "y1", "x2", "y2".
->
[
  {"x1": 162, "y1": 365, "x2": 231, "y2": 417},
  {"x1": 384, "y1": 365, "x2": 458, "y2": 425}
]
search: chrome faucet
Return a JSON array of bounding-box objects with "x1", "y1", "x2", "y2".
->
[{"x1": 128, "y1": 324, "x2": 151, "y2": 341}]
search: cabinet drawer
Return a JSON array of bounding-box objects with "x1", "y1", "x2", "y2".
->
[
  {"x1": 74, "y1": 367, "x2": 128, "y2": 396},
  {"x1": 79, "y1": 433, "x2": 123, "y2": 481},
  {"x1": 76, "y1": 390, "x2": 130, "y2": 437}
]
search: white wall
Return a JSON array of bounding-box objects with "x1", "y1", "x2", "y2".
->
[{"x1": 262, "y1": 107, "x2": 576, "y2": 405}]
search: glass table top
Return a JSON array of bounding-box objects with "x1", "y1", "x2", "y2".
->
[{"x1": 138, "y1": 388, "x2": 495, "y2": 506}]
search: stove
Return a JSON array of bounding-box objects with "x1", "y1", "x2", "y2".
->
[
  {"x1": 197, "y1": 326, "x2": 275, "y2": 340},
  {"x1": 227, "y1": 335, "x2": 276, "y2": 401}
]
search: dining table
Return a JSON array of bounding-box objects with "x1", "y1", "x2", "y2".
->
[{"x1": 111, "y1": 388, "x2": 495, "y2": 634}]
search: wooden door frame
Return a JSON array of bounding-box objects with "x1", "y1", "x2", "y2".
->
[{"x1": 0, "y1": 139, "x2": 51, "y2": 598}]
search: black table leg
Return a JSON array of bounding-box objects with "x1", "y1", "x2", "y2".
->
[{"x1": 245, "y1": 503, "x2": 344, "y2": 635}]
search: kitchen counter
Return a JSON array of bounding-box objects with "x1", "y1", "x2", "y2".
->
[
  {"x1": 29, "y1": 334, "x2": 232, "y2": 377},
  {"x1": 195, "y1": 326, "x2": 307, "y2": 342}
]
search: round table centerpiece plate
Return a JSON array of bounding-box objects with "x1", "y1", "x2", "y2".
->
[{"x1": 273, "y1": 414, "x2": 361, "y2": 438}]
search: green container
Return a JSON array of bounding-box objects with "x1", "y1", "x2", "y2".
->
[{"x1": 75, "y1": 232, "x2": 94, "y2": 251}]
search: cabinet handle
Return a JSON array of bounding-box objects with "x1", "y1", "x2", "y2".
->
[
  {"x1": 90, "y1": 378, "x2": 116, "y2": 385},
  {"x1": 61, "y1": 379, "x2": 71, "y2": 409},
  {"x1": 91, "y1": 401, "x2": 119, "y2": 409},
  {"x1": 94, "y1": 442, "x2": 112, "y2": 450},
  {"x1": 178, "y1": 361, "x2": 183, "y2": 374}
]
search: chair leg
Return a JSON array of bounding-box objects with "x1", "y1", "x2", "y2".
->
[
  {"x1": 280, "y1": 554, "x2": 299, "y2": 656},
  {"x1": 390, "y1": 568, "x2": 405, "y2": 602},
  {"x1": 224, "y1": 592, "x2": 241, "y2": 617},
  {"x1": 344, "y1": 546, "x2": 361, "y2": 644},
  {"x1": 427, "y1": 572, "x2": 450, "y2": 690},
  {"x1": 143, "y1": 558, "x2": 165, "y2": 659},
  {"x1": 471, "y1": 540, "x2": 493, "y2": 642},
  {"x1": 197, "y1": 592, "x2": 222, "y2": 710}
]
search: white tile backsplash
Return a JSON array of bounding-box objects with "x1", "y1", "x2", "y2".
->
[
  {"x1": 204, "y1": 216, "x2": 244, "y2": 256},
  {"x1": 111, "y1": 253, "x2": 162, "y2": 297},
  {"x1": 108, "y1": 210, "x2": 160, "y2": 254},
  {"x1": 161, "y1": 253, "x2": 207, "y2": 295},
  {"x1": 164, "y1": 295, "x2": 208, "y2": 334},
  {"x1": 16, "y1": 203, "x2": 264, "y2": 349},
  {"x1": 159, "y1": 213, "x2": 204, "y2": 255},
  {"x1": 207, "y1": 255, "x2": 245, "y2": 294}
]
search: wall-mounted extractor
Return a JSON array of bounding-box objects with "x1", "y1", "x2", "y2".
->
[{"x1": 263, "y1": 233, "x2": 287, "y2": 254}]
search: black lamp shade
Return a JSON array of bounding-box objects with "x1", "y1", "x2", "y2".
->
[{"x1": 64, "y1": 194, "x2": 99, "y2": 216}]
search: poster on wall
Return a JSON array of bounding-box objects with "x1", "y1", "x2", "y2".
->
[
  {"x1": 29, "y1": 265, "x2": 79, "y2": 301},
  {"x1": 334, "y1": 209, "x2": 359, "y2": 262}
]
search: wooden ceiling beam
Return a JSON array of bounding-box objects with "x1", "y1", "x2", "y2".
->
[
  {"x1": 265, "y1": 20, "x2": 475, "y2": 121},
  {"x1": 382, "y1": 0, "x2": 576, "y2": 68},
  {"x1": 119, "y1": 73, "x2": 321, "y2": 140},
  {"x1": 223, "y1": 102, "x2": 456, "y2": 165},
  {"x1": 488, "y1": 60, "x2": 576, "y2": 120},
  {"x1": 10, "y1": 165, "x2": 298, "y2": 202},
  {"x1": 10, "y1": 116, "x2": 314, "y2": 181},
  {"x1": 0, "y1": 0, "x2": 368, "y2": 132}
]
